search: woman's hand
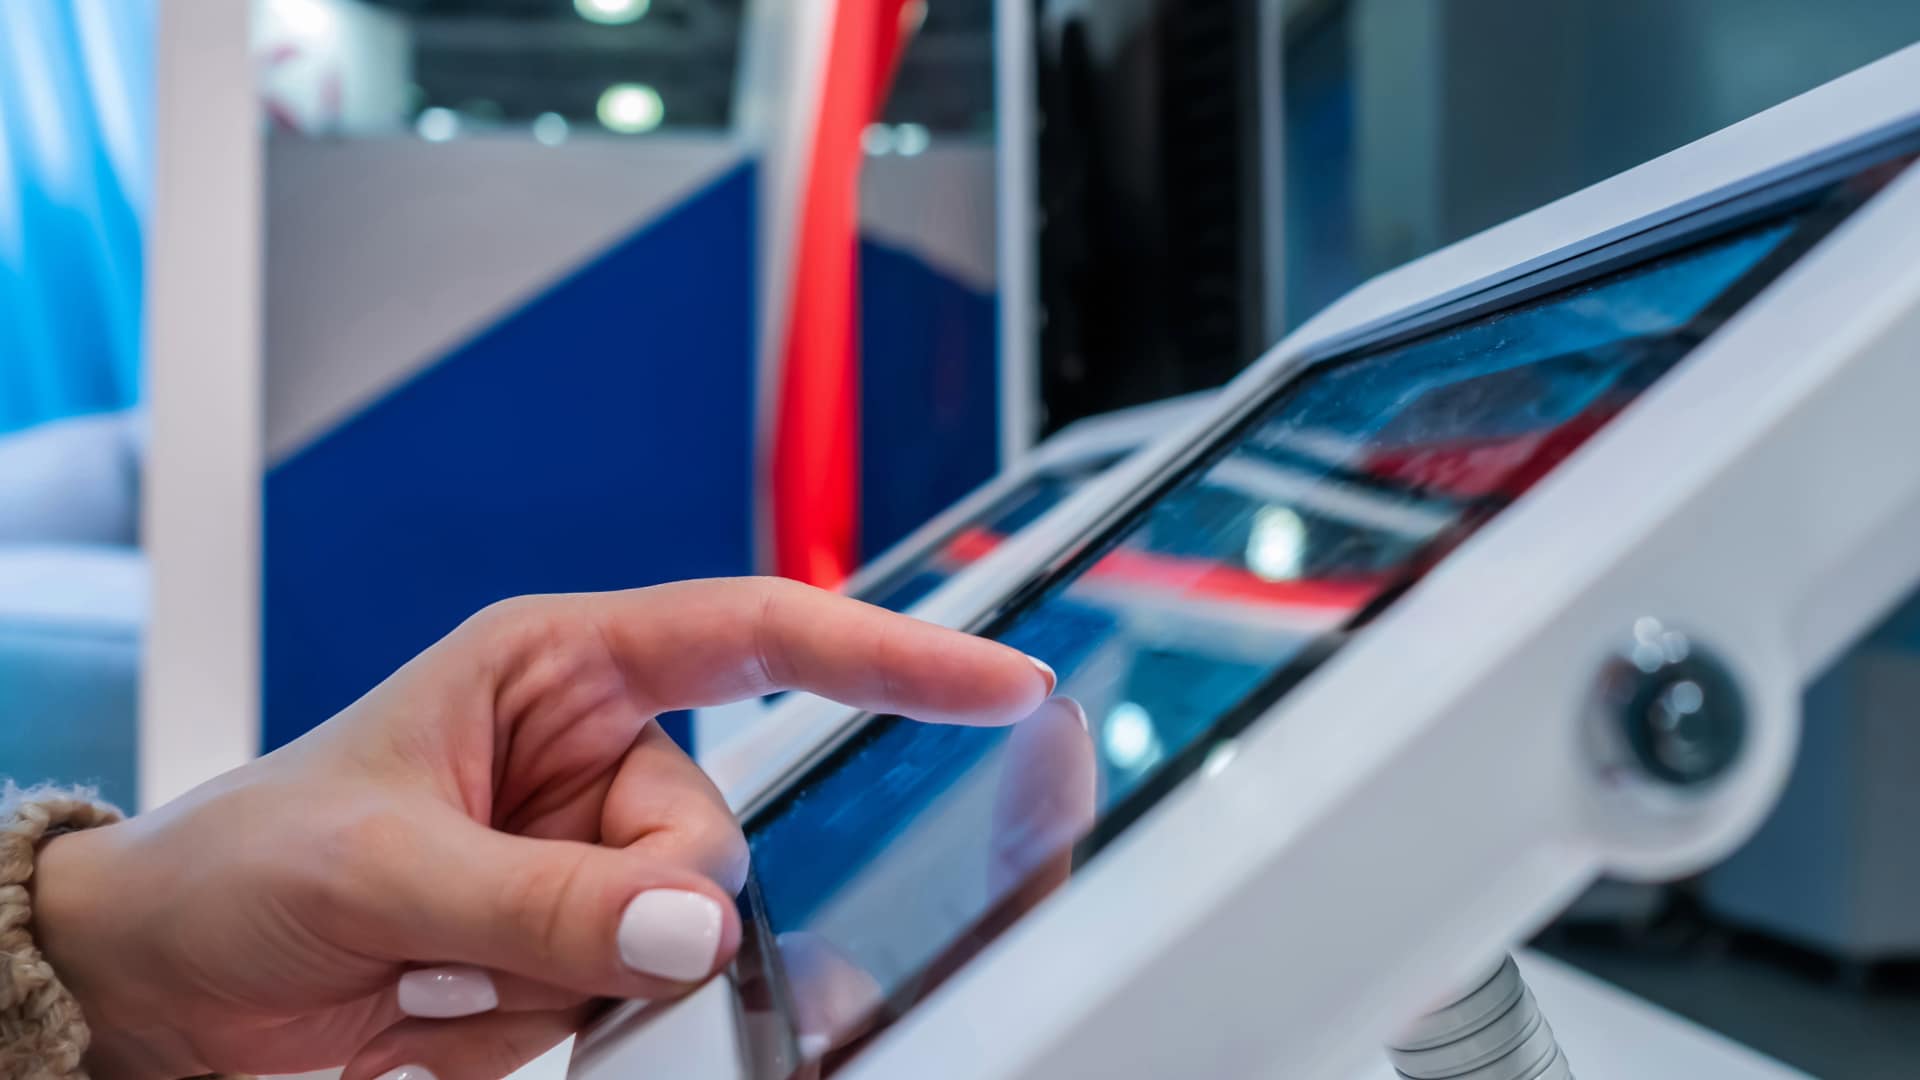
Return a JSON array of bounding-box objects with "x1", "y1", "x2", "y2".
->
[{"x1": 29, "y1": 578, "x2": 1054, "y2": 1080}]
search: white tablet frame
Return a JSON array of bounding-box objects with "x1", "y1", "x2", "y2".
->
[{"x1": 579, "y1": 43, "x2": 1920, "y2": 1080}]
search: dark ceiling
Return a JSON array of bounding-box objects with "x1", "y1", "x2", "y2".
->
[{"x1": 362, "y1": 0, "x2": 994, "y2": 132}]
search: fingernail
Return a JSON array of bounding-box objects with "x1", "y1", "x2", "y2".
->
[
  {"x1": 398, "y1": 965, "x2": 498, "y2": 1018},
  {"x1": 1029, "y1": 656, "x2": 1057, "y2": 693},
  {"x1": 1055, "y1": 696, "x2": 1089, "y2": 731},
  {"x1": 798, "y1": 1032, "x2": 832, "y2": 1060},
  {"x1": 375, "y1": 1067, "x2": 437, "y2": 1080},
  {"x1": 618, "y1": 889, "x2": 724, "y2": 981}
]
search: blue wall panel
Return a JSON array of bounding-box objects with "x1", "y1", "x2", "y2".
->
[
  {"x1": 857, "y1": 238, "x2": 999, "y2": 562},
  {"x1": 264, "y1": 165, "x2": 757, "y2": 752}
]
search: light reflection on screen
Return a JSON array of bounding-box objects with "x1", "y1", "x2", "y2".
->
[
  {"x1": 746, "y1": 211, "x2": 1805, "y2": 1060},
  {"x1": 859, "y1": 460, "x2": 1113, "y2": 614}
]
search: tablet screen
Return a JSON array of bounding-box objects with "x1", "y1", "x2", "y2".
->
[{"x1": 742, "y1": 143, "x2": 1912, "y2": 1070}]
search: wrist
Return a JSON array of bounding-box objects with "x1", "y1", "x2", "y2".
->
[{"x1": 32, "y1": 824, "x2": 204, "y2": 1080}]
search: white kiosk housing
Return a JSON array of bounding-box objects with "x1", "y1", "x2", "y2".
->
[{"x1": 578, "y1": 45, "x2": 1920, "y2": 1080}]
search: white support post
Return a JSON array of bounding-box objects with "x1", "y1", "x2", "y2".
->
[
  {"x1": 141, "y1": 0, "x2": 263, "y2": 809},
  {"x1": 994, "y1": 0, "x2": 1038, "y2": 461}
]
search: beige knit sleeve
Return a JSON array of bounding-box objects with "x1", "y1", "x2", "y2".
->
[{"x1": 0, "y1": 784, "x2": 125, "y2": 1079}]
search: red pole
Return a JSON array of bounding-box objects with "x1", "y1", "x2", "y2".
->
[{"x1": 771, "y1": 0, "x2": 917, "y2": 587}]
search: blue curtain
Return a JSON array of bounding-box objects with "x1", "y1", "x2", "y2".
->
[{"x1": 0, "y1": 0, "x2": 152, "y2": 437}]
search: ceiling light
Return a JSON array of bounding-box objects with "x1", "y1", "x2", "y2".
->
[
  {"x1": 597, "y1": 83, "x2": 664, "y2": 134},
  {"x1": 415, "y1": 107, "x2": 458, "y2": 143},
  {"x1": 894, "y1": 123, "x2": 930, "y2": 156},
  {"x1": 273, "y1": 0, "x2": 338, "y2": 38},
  {"x1": 575, "y1": 0, "x2": 649, "y2": 26},
  {"x1": 532, "y1": 112, "x2": 569, "y2": 146}
]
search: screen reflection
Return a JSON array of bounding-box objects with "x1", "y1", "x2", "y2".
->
[
  {"x1": 858, "y1": 460, "x2": 1113, "y2": 614},
  {"x1": 747, "y1": 206, "x2": 1807, "y2": 1069}
]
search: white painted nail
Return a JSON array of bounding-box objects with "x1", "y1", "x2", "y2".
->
[
  {"x1": 618, "y1": 889, "x2": 724, "y2": 981},
  {"x1": 374, "y1": 1067, "x2": 437, "y2": 1080},
  {"x1": 1055, "y1": 696, "x2": 1089, "y2": 731},
  {"x1": 398, "y1": 965, "x2": 498, "y2": 1018},
  {"x1": 798, "y1": 1032, "x2": 832, "y2": 1060},
  {"x1": 1029, "y1": 656, "x2": 1057, "y2": 693}
]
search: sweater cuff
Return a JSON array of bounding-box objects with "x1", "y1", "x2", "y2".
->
[{"x1": 0, "y1": 783, "x2": 125, "y2": 1078}]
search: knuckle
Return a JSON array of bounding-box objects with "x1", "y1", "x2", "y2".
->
[
  {"x1": 748, "y1": 585, "x2": 790, "y2": 691},
  {"x1": 335, "y1": 809, "x2": 416, "y2": 869},
  {"x1": 457, "y1": 594, "x2": 586, "y2": 690},
  {"x1": 479, "y1": 592, "x2": 549, "y2": 622},
  {"x1": 870, "y1": 622, "x2": 910, "y2": 705},
  {"x1": 641, "y1": 806, "x2": 749, "y2": 896},
  {"x1": 466, "y1": 594, "x2": 554, "y2": 643}
]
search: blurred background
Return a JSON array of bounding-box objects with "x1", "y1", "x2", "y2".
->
[{"x1": 4, "y1": 0, "x2": 1920, "y2": 1075}]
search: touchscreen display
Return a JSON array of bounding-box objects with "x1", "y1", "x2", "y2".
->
[{"x1": 743, "y1": 150, "x2": 1910, "y2": 1069}]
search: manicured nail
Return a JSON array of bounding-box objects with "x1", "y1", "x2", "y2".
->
[
  {"x1": 1029, "y1": 656, "x2": 1057, "y2": 694},
  {"x1": 398, "y1": 965, "x2": 497, "y2": 1019},
  {"x1": 374, "y1": 1067, "x2": 437, "y2": 1080},
  {"x1": 798, "y1": 1032, "x2": 832, "y2": 1060},
  {"x1": 1055, "y1": 696, "x2": 1089, "y2": 731},
  {"x1": 618, "y1": 889, "x2": 724, "y2": 981}
]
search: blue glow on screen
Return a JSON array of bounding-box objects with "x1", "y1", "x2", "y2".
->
[{"x1": 747, "y1": 210, "x2": 1798, "y2": 1025}]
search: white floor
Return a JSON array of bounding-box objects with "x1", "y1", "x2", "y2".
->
[{"x1": 277, "y1": 947, "x2": 1807, "y2": 1080}]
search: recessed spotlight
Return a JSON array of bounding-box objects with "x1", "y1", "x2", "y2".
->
[
  {"x1": 597, "y1": 83, "x2": 664, "y2": 134},
  {"x1": 415, "y1": 107, "x2": 458, "y2": 143},
  {"x1": 276, "y1": 0, "x2": 338, "y2": 38},
  {"x1": 532, "y1": 112, "x2": 570, "y2": 146},
  {"x1": 894, "y1": 123, "x2": 931, "y2": 156},
  {"x1": 575, "y1": 0, "x2": 650, "y2": 26}
]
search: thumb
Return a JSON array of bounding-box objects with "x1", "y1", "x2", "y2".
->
[{"x1": 362, "y1": 808, "x2": 742, "y2": 1002}]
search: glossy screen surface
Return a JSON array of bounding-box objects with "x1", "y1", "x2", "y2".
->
[
  {"x1": 741, "y1": 148, "x2": 1910, "y2": 1070},
  {"x1": 857, "y1": 460, "x2": 1112, "y2": 614}
]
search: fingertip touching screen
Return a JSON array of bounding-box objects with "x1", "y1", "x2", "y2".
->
[{"x1": 738, "y1": 132, "x2": 1918, "y2": 1075}]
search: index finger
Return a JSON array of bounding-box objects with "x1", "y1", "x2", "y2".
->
[{"x1": 583, "y1": 578, "x2": 1055, "y2": 725}]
